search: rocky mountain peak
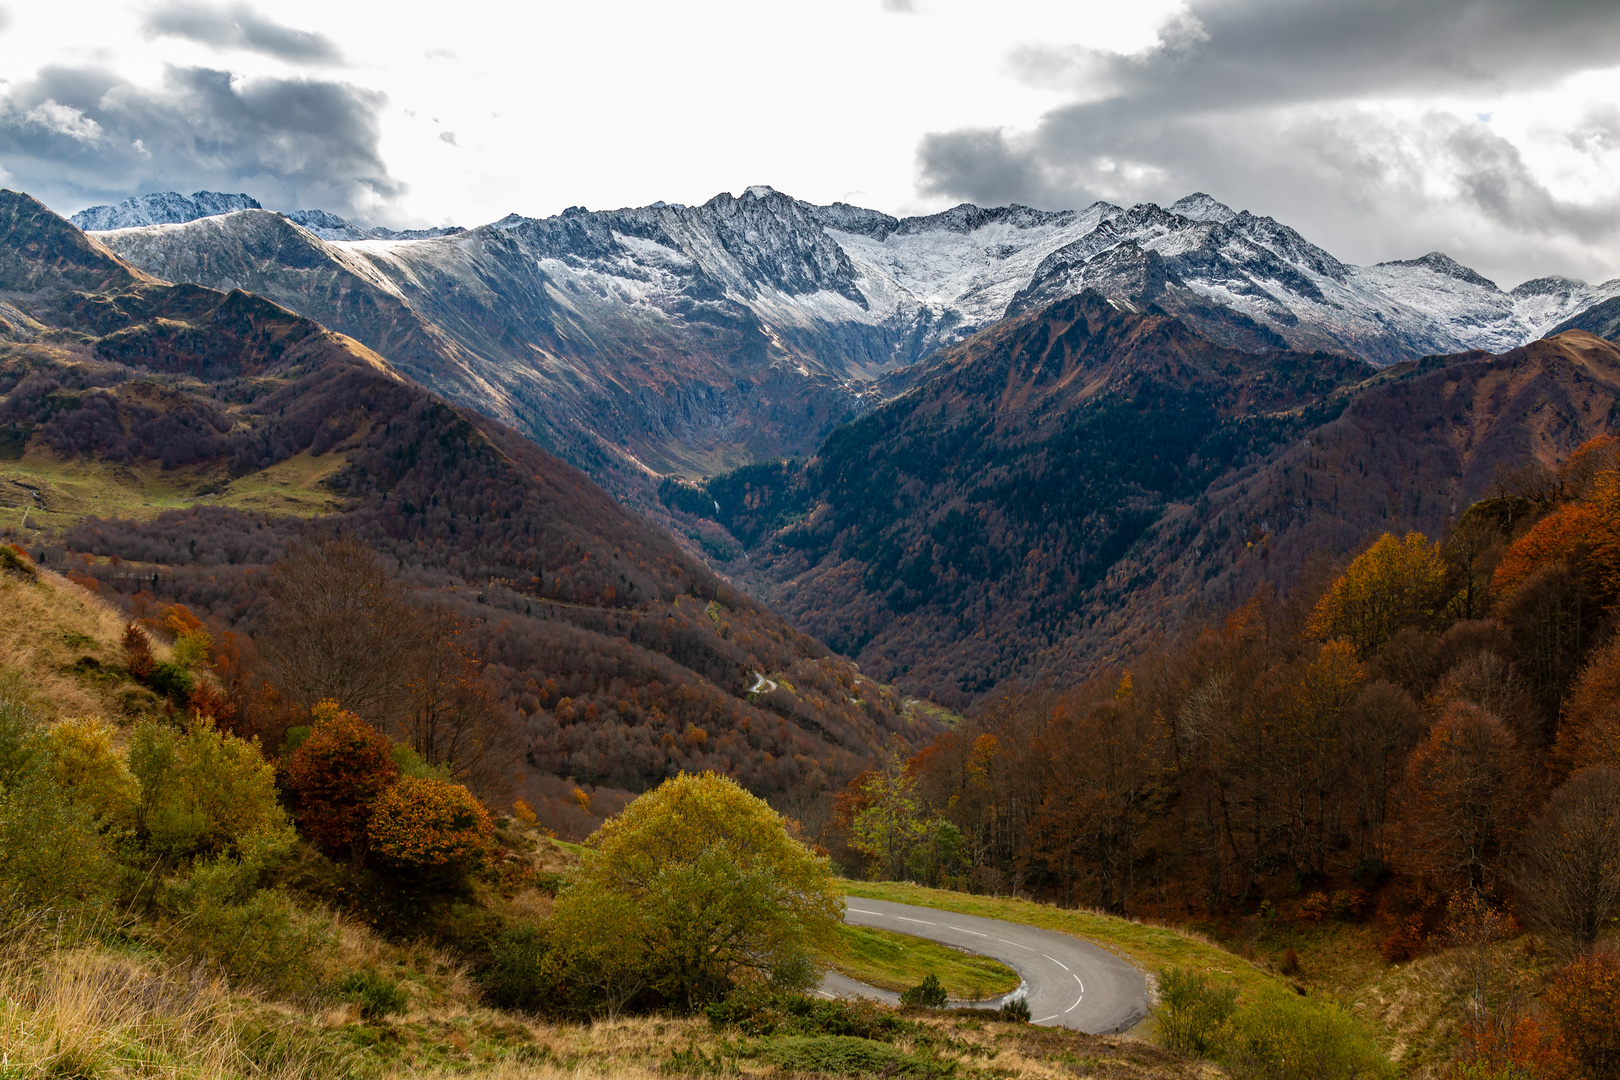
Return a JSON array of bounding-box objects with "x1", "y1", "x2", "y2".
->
[
  {"x1": 71, "y1": 190, "x2": 262, "y2": 232},
  {"x1": 1377, "y1": 251, "x2": 1499, "y2": 290},
  {"x1": 1168, "y1": 192, "x2": 1237, "y2": 223}
]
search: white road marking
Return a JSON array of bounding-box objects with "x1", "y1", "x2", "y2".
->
[
  {"x1": 1043, "y1": 954, "x2": 1069, "y2": 970},
  {"x1": 846, "y1": 909, "x2": 881, "y2": 915},
  {"x1": 949, "y1": 926, "x2": 988, "y2": 937},
  {"x1": 1034, "y1": 1015, "x2": 1059, "y2": 1023},
  {"x1": 997, "y1": 938, "x2": 1036, "y2": 951},
  {"x1": 1064, "y1": 973, "x2": 1085, "y2": 1014},
  {"x1": 896, "y1": 916, "x2": 935, "y2": 925}
]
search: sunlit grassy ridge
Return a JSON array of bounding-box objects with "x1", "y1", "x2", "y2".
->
[{"x1": 0, "y1": 445, "x2": 345, "y2": 532}]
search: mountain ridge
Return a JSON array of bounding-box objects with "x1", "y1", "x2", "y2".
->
[{"x1": 77, "y1": 185, "x2": 1620, "y2": 512}]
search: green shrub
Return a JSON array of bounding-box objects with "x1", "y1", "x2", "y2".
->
[
  {"x1": 390, "y1": 742, "x2": 452, "y2": 781},
  {"x1": 999, "y1": 996, "x2": 1031, "y2": 1023},
  {"x1": 1224, "y1": 992, "x2": 1392, "y2": 1080},
  {"x1": 0, "y1": 769, "x2": 113, "y2": 905},
  {"x1": 705, "y1": 991, "x2": 909, "y2": 1040},
  {"x1": 661, "y1": 1043, "x2": 739, "y2": 1076},
  {"x1": 159, "y1": 833, "x2": 327, "y2": 994},
  {"x1": 480, "y1": 925, "x2": 554, "y2": 1013},
  {"x1": 557, "y1": 772, "x2": 840, "y2": 1009},
  {"x1": 40, "y1": 716, "x2": 138, "y2": 829},
  {"x1": 1154, "y1": 967, "x2": 1237, "y2": 1057},
  {"x1": 129, "y1": 717, "x2": 291, "y2": 857},
  {"x1": 171, "y1": 629, "x2": 212, "y2": 669},
  {"x1": 760, "y1": 1036, "x2": 950, "y2": 1078},
  {"x1": 145, "y1": 661, "x2": 194, "y2": 704},
  {"x1": 339, "y1": 970, "x2": 409, "y2": 1019},
  {"x1": 167, "y1": 883, "x2": 334, "y2": 994},
  {"x1": 900, "y1": 973, "x2": 948, "y2": 1009}
]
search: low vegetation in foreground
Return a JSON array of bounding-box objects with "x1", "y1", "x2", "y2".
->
[{"x1": 0, "y1": 553, "x2": 1219, "y2": 1080}]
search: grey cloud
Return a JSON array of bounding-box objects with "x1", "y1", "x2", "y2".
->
[
  {"x1": 0, "y1": 64, "x2": 401, "y2": 220},
  {"x1": 917, "y1": 0, "x2": 1620, "y2": 286},
  {"x1": 143, "y1": 1, "x2": 342, "y2": 65},
  {"x1": 439, "y1": 131, "x2": 458, "y2": 146},
  {"x1": 883, "y1": 0, "x2": 918, "y2": 11}
]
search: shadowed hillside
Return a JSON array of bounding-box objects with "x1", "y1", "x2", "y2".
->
[{"x1": 673, "y1": 292, "x2": 1620, "y2": 704}]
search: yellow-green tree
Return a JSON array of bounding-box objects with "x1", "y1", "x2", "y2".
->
[
  {"x1": 129, "y1": 717, "x2": 291, "y2": 857},
  {"x1": 555, "y1": 771, "x2": 840, "y2": 1010},
  {"x1": 850, "y1": 751, "x2": 928, "y2": 880},
  {"x1": 1310, "y1": 532, "x2": 1448, "y2": 656}
]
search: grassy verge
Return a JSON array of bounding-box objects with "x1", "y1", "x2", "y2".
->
[{"x1": 821, "y1": 924, "x2": 1020, "y2": 1000}]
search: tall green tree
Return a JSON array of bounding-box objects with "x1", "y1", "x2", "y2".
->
[{"x1": 554, "y1": 771, "x2": 840, "y2": 1010}]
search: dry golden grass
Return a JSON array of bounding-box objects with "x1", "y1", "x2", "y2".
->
[{"x1": 0, "y1": 567, "x2": 166, "y2": 721}]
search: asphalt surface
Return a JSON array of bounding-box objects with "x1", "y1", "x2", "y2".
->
[{"x1": 821, "y1": 896, "x2": 1149, "y2": 1034}]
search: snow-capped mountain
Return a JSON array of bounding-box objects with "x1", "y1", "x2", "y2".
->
[
  {"x1": 71, "y1": 190, "x2": 262, "y2": 231},
  {"x1": 81, "y1": 184, "x2": 1620, "y2": 498},
  {"x1": 71, "y1": 191, "x2": 463, "y2": 241}
]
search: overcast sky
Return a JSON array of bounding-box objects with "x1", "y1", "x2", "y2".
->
[{"x1": 2, "y1": 0, "x2": 1619, "y2": 287}]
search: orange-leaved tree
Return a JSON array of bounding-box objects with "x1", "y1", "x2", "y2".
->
[
  {"x1": 367, "y1": 775, "x2": 493, "y2": 884},
  {"x1": 1545, "y1": 949, "x2": 1620, "y2": 1080},
  {"x1": 1398, "y1": 701, "x2": 1527, "y2": 892},
  {"x1": 286, "y1": 700, "x2": 399, "y2": 856},
  {"x1": 1494, "y1": 435, "x2": 1620, "y2": 603}
]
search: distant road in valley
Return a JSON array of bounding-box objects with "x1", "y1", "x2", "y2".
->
[{"x1": 821, "y1": 897, "x2": 1149, "y2": 1034}]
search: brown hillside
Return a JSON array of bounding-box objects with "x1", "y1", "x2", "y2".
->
[{"x1": 0, "y1": 190, "x2": 930, "y2": 829}]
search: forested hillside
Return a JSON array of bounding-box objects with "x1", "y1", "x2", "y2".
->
[
  {"x1": 0, "y1": 190, "x2": 929, "y2": 832},
  {"x1": 672, "y1": 294, "x2": 1620, "y2": 705}
]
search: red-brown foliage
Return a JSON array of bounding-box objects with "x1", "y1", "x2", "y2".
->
[
  {"x1": 286, "y1": 701, "x2": 400, "y2": 856},
  {"x1": 1546, "y1": 950, "x2": 1620, "y2": 1080},
  {"x1": 1450, "y1": 1013, "x2": 1575, "y2": 1080},
  {"x1": 122, "y1": 622, "x2": 153, "y2": 680},
  {"x1": 1398, "y1": 701, "x2": 1528, "y2": 892},
  {"x1": 1557, "y1": 640, "x2": 1620, "y2": 775}
]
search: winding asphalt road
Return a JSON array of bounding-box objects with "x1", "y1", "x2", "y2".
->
[{"x1": 821, "y1": 897, "x2": 1148, "y2": 1034}]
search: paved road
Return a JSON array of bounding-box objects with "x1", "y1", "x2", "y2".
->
[{"x1": 822, "y1": 897, "x2": 1148, "y2": 1034}]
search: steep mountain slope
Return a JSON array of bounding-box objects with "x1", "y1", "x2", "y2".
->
[
  {"x1": 672, "y1": 292, "x2": 1370, "y2": 701},
  {"x1": 1548, "y1": 293, "x2": 1620, "y2": 342},
  {"x1": 86, "y1": 187, "x2": 1620, "y2": 507},
  {"x1": 674, "y1": 294, "x2": 1620, "y2": 704},
  {"x1": 0, "y1": 189, "x2": 925, "y2": 807},
  {"x1": 94, "y1": 202, "x2": 871, "y2": 495}
]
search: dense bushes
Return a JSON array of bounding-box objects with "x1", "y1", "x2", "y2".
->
[
  {"x1": 1151, "y1": 967, "x2": 1390, "y2": 1079},
  {"x1": 286, "y1": 700, "x2": 399, "y2": 855},
  {"x1": 129, "y1": 717, "x2": 290, "y2": 857},
  {"x1": 1154, "y1": 968, "x2": 1237, "y2": 1057}
]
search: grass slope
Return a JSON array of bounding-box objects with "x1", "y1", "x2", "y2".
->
[
  {"x1": 0, "y1": 444, "x2": 345, "y2": 534},
  {"x1": 823, "y1": 924, "x2": 1021, "y2": 1000}
]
